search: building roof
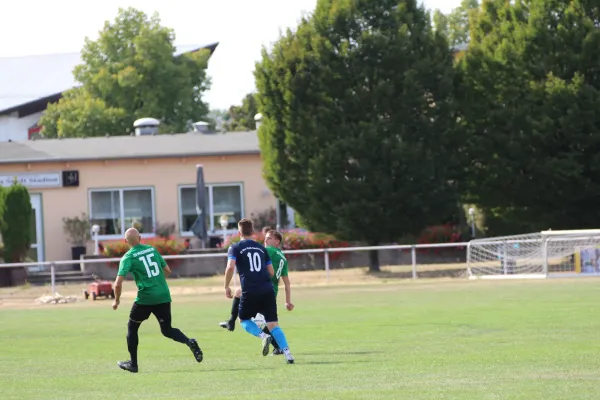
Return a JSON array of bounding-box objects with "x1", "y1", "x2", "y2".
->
[
  {"x1": 0, "y1": 43, "x2": 219, "y2": 115},
  {"x1": 0, "y1": 131, "x2": 259, "y2": 164}
]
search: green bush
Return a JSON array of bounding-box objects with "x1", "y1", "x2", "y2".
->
[{"x1": 0, "y1": 182, "x2": 32, "y2": 263}]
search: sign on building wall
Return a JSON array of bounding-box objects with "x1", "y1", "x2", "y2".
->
[
  {"x1": 61, "y1": 170, "x2": 79, "y2": 187},
  {"x1": 0, "y1": 170, "x2": 79, "y2": 189}
]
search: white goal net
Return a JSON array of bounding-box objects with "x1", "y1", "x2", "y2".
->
[{"x1": 467, "y1": 229, "x2": 600, "y2": 279}]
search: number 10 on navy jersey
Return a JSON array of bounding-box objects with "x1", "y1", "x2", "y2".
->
[{"x1": 228, "y1": 240, "x2": 274, "y2": 293}]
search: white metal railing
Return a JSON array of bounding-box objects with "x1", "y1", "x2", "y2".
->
[{"x1": 0, "y1": 242, "x2": 469, "y2": 294}]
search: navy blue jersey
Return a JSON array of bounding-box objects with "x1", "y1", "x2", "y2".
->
[{"x1": 228, "y1": 239, "x2": 273, "y2": 294}]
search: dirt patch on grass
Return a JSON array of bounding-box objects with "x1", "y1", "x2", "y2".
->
[
  {"x1": 15, "y1": 262, "x2": 597, "y2": 310},
  {"x1": 0, "y1": 264, "x2": 466, "y2": 308}
]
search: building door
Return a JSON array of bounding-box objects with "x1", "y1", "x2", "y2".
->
[{"x1": 27, "y1": 194, "x2": 45, "y2": 272}]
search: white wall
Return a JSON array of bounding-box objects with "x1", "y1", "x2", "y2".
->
[{"x1": 0, "y1": 111, "x2": 44, "y2": 142}]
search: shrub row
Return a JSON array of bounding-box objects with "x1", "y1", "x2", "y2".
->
[
  {"x1": 224, "y1": 229, "x2": 351, "y2": 260},
  {"x1": 100, "y1": 225, "x2": 465, "y2": 266},
  {"x1": 102, "y1": 237, "x2": 187, "y2": 267},
  {"x1": 414, "y1": 224, "x2": 465, "y2": 254}
]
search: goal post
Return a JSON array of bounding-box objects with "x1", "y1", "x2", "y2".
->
[{"x1": 467, "y1": 229, "x2": 600, "y2": 279}]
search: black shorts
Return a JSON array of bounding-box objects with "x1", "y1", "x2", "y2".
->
[
  {"x1": 239, "y1": 290, "x2": 278, "y2": 323},
  {"x1": 129, "y1": 302, "x2": 172, "y2": 325}
]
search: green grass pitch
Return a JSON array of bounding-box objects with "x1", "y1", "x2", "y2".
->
[{"x1": 2, "y1": 278, "x2": 600, "y2": 399}]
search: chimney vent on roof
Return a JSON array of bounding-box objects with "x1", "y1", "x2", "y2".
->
[
  {"x1": 133, "y1": 118, "x2": 160, "y2": 136},
  {"x1": 192, "y1": 121, "x2": 210, "y2": 133}
]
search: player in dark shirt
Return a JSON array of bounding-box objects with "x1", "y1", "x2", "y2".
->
[
  {"x1": 224, "y1": 218, "x2": 295, "y2": 364},
  {"x1": 219, "y1": 229, "x2": 294, "y2": 356}
]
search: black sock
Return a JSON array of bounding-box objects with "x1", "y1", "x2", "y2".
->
[
  {"x1": 160, "y1": 324, "x2": 190, "y2": 344},
  {"x1": 127, "y1": 320, "x2": 140, "y2": 367},
  {"x1": 229, "y1": 296, "x2": 241, "y2": 323},
  {"x1": 262, "y1": 326, "x2": 280, "y2": 350}
]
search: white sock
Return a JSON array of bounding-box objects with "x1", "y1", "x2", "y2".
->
[{"x1": 259, "y1": 332, "x2": 269, "y2": 339}]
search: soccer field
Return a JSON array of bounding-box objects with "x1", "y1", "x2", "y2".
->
[{"x1": 2, "y1": 277, "x2": 600, "y2": 399}]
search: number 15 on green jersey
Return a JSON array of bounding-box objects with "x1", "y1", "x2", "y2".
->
[{"x1": 117, "y1": 244, "x2": 172, "y2": 305}]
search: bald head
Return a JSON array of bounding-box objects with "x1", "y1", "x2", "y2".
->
[{"x1": 125, "y1": 228, "x2": 141, "y2": 246}]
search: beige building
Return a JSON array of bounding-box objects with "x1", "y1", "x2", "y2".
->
[{"x1": 0, "y1": 130, "x2": 282, "y2": 263}]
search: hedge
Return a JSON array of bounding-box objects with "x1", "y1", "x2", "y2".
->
[
  {"x1": 102, "y1": 237, "x2": 186, "y2": 267},
  {"x1": 415, "y1": 224, "x2": 465, "y2": 254},
  {"x1": 224, "y1": 229, "x2": 350, "y2": 260}
]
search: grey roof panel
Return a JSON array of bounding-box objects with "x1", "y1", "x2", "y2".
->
[
  {"x1": 0, "y1": 131, "x2": 259, "y2": 164},
  {"x1": 0, "y1": 43, "x2": 219, "y2": 114}
]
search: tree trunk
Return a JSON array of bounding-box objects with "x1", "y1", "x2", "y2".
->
[{"x1": 368, "y1": 248, "x2": 380, "y2": 272}]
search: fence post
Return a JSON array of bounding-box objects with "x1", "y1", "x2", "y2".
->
[
  {"x1": 50, "y1": 262, "x2": 56, "y2": 295},
  {"x1": 411, "y1": 246, "x2": 417, "y2": 279},
  {"x1": 466, "y1": 242, "x2": 472, "y2": 278},
  {"x1": 503, "y1": 240, "x2": 508, "y2": 275},
  {"x1": 324, "y1": 249, "x2": 330, "y2": 283},
  {"x1": 542, "y1": 237, "x2": 549, "y2": 277}
]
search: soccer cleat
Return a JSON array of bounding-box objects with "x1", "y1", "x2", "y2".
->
[
  {"x1": 219, "y1": 320, "x2": 235, "y2": 332},
  {"x1": 261, "y1": 335, "x2": 272, "y2": 356},
  {"x1": 117, "y1": 360, "x2": 138, "y2": 373},
  {"x1": 272, "y1": 348, "x2": 284, "y2": 356},
  {"x1": 285, "y1": 353, "x2": 295, "y2": 364},
  {"x1": 187, "y1": 339, "x2": 203, "y2": 363}
]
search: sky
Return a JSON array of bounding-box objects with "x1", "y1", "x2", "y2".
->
[{"x1": 0, "y1": 0, "x2": 460, "y2": 111}]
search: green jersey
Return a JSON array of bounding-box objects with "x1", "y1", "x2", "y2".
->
[
  {"x1": 117, "y1": 244, "x2": 172, "y2": 305},
  {"x1": 267, "y1": 246, "x2": 288, "y2": 296}
]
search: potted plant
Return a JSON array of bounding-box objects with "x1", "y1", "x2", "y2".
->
[
  {"x1": 155, "y1": 222, "x2": 176, "y2": 240},
  {"x1": 62, "y1": 213, "x2": 91, "y2": 270}
]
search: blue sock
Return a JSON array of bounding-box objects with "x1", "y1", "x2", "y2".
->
[
  {"x1": 270, "y1": 326, "x2": 289, "y2": 350},
  {"x1": 240, "y1": 320, "x2": 263, "y2": 337}
]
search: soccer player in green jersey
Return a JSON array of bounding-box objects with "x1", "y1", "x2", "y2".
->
[
  {"x1": 112, "y1": 228, "x2": 203, "y2": 373},
  {"x1": 219, "y1": 229, "x2": 294, "y2": 356}
]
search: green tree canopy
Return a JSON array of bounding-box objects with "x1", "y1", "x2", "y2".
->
[
  {"x1": 433, "y1": 0, "x2": 479, "y2": 48},
  {"x1": 433, "y1": 9, "x2": 450, "y2": 38},
  {"x1": 255, "y1": 0, "x2": 459, "y2": 270},
  {"x1": 223, "y1": 93, "x2": 259, "y2": 132},
  {"x1": 457, "y1": 0, "x2": 600, "y2": 233},
  {"x1": 40, "y1": 7, "x2": 212, "y2": 137}
]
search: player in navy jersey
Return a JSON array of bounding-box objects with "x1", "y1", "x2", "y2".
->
[{"x1": 224, "y1": 218, "x2": 295, "y2": 364}]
